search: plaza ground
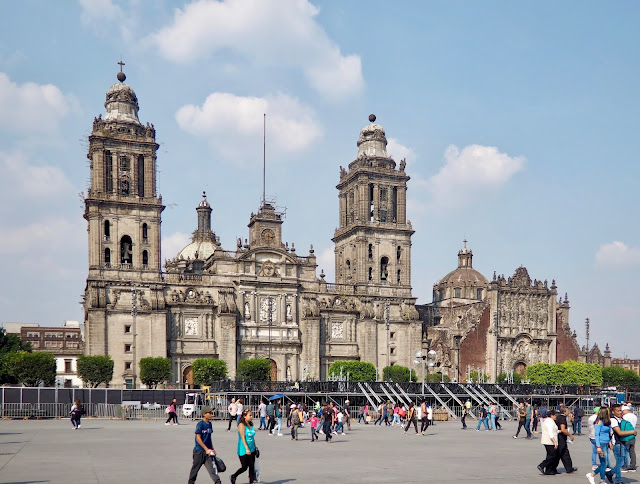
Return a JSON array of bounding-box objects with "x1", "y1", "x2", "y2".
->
[{"x1": 0, "y1": 417, "x2": 625, "y2": 483}]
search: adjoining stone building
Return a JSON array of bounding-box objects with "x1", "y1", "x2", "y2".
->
[
  {"x1": 419, "y1": 244, "x2": 583, "y2": 382},
  {"x1": 83, "y1": 72, "x2": 421, "y2": 388}
]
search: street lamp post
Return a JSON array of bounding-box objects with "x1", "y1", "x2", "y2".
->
[{"x1": 414, "y1": 349, "x2": 437, "y2": 395}]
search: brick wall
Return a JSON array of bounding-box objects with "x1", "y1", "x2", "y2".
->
[{"x1": 459, "y1": 306, "x2": 490, "y2": 372}]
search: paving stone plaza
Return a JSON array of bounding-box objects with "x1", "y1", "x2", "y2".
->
[{"x1": 0, "y1": 417, "x2": 599, "y2": 483}]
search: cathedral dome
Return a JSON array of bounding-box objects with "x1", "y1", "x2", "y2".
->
[
  {"x1": 177, "y1": 240, "x2": 217, "y2": 261},
  {"x1": 438, "y1": 265, "x2": 488, "y2": 286},
  {"x1": 357, "y1": 114, "x2": 388, "y2": 158},
  {"x1": 433, "y1": 242, "x2": 489, "y2": 303},
  {"x1": 103, "y1": 78, "x2": 141, "y2": 125}
]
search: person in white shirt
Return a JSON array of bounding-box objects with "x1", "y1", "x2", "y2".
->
[
  {"x1": 235, "y1": 398, "x2": 244, "y2": 424},
  {"x1": 258, "y1": 400, "x2": 268, "y2": 430},
  {"x1": 227, "y1": 398, "x2": 238, "y2": 432},
  {"x1": 622, "y1": 405, "x2": 637, "y2": 472},
  {"x1": 588, "y1": 407, "x2": 601, "y2": 470},
  {"x1": 537, "y1": 409, "x2": 559, "y2": 475}
]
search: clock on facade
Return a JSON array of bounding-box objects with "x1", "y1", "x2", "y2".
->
[
  {"x1": 184, "y1": 317, "x2": 199, "y2": 336},
  {"x1": 261, "y1": 229, "x2": 275, "y2": 244}
]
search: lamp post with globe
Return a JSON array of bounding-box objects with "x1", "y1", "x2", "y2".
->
[{"x1": 414, "y1": 349, "x2": 437, "y2": 395}]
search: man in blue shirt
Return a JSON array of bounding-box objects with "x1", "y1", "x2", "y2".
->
[{"x1": 188, "y1": 406, "x2": 221, "y2": 484}]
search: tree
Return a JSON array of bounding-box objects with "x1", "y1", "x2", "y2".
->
[
  {"x1": 328, "y1": 360, "x2": 377, "y2": 382},
  {"x1": 0, "y1": 328, "x2": 32, "y2": 384},
  {"x1": 236, "y1": 358, "x2": 271, "y2": 381},
  {"x1": 77, "y1": 355, "x2": 114, "y2": 388},
  {"x1": 527, "y1": 361, "x2": 602, "y2": 385},
  {"x1": 139, "y1": 357, "x2": 172, "y2": 388},
  {"x1": 4, "y1": 351, "x2": 55, "y2": 386},
  {"x1": 602, "y1": 366, "x2": 640, "y2": 387},
  {"x1": 383, "y1": 365, "x2": 417, "y2": 382},
  {"x1": 192, "y1": 358, "x2": 228, "y2": 386},
  {"x1": 425, "y1": 372, "x2": 451, "y2": 383},
  {"x1": 497, "y1": 372, "x2": 523, "y2": 384}
]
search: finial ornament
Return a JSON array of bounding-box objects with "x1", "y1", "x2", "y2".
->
[
  {"x1": 368, "y1": 114, "x2": 376, "y2": 123},
  {"x1": 463, "y1": 238, "x2": 467, "y2": 249},
  {"x1": 117, "y1": 60, "x2": 126, "y2": 82}
]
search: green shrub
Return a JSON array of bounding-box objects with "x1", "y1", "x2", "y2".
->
[
  {"x1": 328, "y1": 360, "x2": 377, "y2": 382},
  {"x1": 236, "y1": 358, "x2": 271, "y2": 381},
  {"x1": 192, "y1": 358, "x2": 228, "y2": 386},
  {"x1": 382, "y1": 365, "x2": 417, "y2": 382}
]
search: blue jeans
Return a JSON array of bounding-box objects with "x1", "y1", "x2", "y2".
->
[
  {"x1": 575, "y1": 419, "x2": 582, "y2": 434},
  {"x1": 590, "y1": 438, "x2": 598, "y2": 466},
  {"x1": 610, "y1": 443, "x2": 627, "y2": 483},
  {"x1": 259, "y1": 416, "x2": 266, "y2": 429},
  {"x1": 524, "y1": 417, "x2": 531, "y2": 437},
  {"x1": 476, "y1": 418, "x2": 489, "y2": 430},
  {"x1": 489, "y1": 414, "x2": 496, "y2": 430},
  {"x1": 596, "y1": 447, "x2": 611, "y2": 482}
]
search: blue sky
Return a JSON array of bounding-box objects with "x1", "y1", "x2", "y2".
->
[{"x1": 0, "y1": 1, "x2": 638, "y2": 357}]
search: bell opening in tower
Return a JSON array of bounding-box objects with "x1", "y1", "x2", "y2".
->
[{"x1": 120, "y1": 235, "x2": 133, "y2": 265}]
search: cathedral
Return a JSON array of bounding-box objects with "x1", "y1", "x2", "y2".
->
[
  {"x1": 83, "y1": 72, "x2": 421, "y2": 388},
  {"x1": 83, "y1": 70, "x2": 582, "y2": 389}
]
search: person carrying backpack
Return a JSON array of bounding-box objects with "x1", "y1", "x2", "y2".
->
[
  {"x1": 621, "y1": 405, "x2": 637, "y2": 472},
  {"x1": 290, "y1": 405, "x2": 302, "y2": 440},
  {"x1": 608, "y1": 404, "x2": 638, "y2": 484}
]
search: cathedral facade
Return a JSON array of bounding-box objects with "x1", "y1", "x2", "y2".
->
[{"x1": 83, "y1": 74, "x2": 421, "y2": 388}]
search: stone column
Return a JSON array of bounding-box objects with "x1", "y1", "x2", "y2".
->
[
  {"x1": 398, "y1": 186, "x2": 407, "y2": 224},
  {"x1": 300, "y1": 317, "x2": 320, "y2": 380},
  {"x1": 219, "y1": 314, "x2": 237, "y2": 379}
]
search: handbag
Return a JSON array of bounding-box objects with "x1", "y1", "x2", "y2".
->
[
  {"x1": 254, "y1": 447, "x2": 260, "y2": 458},
  {"x1": 213, "y1": 455, "x2": 226, "y2": 473}
]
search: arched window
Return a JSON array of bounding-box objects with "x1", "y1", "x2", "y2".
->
[
  {"x1": 368, "y1": 244, "x2": 373, "y2": 259},
  {"x1": 397, "y1": 269, "x2": 401, "y2": 284},
  {"x1": 477, "y1": 288, "x2": 483, "y2": 300},
  {"x1": 104, "y1": 220, "x2": 110, "y2": 240},
  {"x1": 142, "y1": 223, "x2": 148, "y2": 241},
  {"x1": 104, "y1": 248, "x2": 111, "y2": 267},
  {"x1": 120, "y1": 235, "x2": 133, "y2": 265},
  {"x1": 142, "y1": 250, "x2": 149, "y2": 267},
  {"x1": 368, "y1": 267, "x2": 373, "y2": 281},
  {"x1": 397, "y1": 245, "x2": 401, "y2": 260},
  {"x1": 137, "y1": 155, "x2": 145, "y2": 197},
  {"x1": 380, "y1": 257, "x2": 389, "y2": 281},
  {"x1": 454, "y1": 287, "x2": 461, "y2": 298}
]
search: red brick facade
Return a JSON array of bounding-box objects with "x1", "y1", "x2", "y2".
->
[{"x1": 459, "y1": 306, "x2": 490, "y2": 372}]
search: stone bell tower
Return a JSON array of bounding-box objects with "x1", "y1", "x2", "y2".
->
[
  {"x1": 333, "y1": 115, "x2": 414, "y2": 297},
  {"x1": 83, "y1": 64, "x2": 166, "y2": 387}
]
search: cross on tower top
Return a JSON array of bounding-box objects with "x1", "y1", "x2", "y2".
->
[
  {"x1": 116, "y1": 60, "x2": 126, "y2": 82},
  {"x1": 463, "y1": 238, "x2": 467, "y2": 249}
]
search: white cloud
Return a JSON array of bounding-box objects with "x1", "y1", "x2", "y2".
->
[
  {"x1": 78, "y1": 0, "x2": 133, "y2": 41},
  {"x1": 0, "y1": 73, "x2": 78, "y2": 134},
  {"x1": 387, "y1": 138, "x2": 415, "y2": 165},
  {"x1": 162, "y1": 232, "x2": 192, "y2": 261},
  {"x1": 426, "y1": 144, "x2": 525, "y2": 210},
  {"x1": 595, "y1": 241, "x2": 640, "y2": 267},
  {"x1": 0, "y1": 150, "x2": 73, "y2": 199},
  {"x1": 176, "y1": 92, "x2": 322, "y2": 159},
  {"x1": 146, "y1": 0, "x2": 364, "y2": 100}
]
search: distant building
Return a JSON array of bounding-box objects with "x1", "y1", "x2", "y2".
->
[
  {"x1": 611, "y1": 357, "x2": 640, "y2": 376},
  {"x1": 6, "y1": 321, "x2": 84, "y2": 388}
]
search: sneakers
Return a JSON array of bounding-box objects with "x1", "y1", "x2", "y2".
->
[
  {"x1": 628, "y1": 467, "x2": 638, "y2": 473},
  {"x1": 605, "y1": 472, "x2": 613, "y2": 483},
  {"x1": 165, "y1": 422, "x2": 170, "y2": 425},
  {"x1": 513, "y1": 435, "x2": 518, "y2": 439},
  {"x1": 230, "y1": 476, "x2": 236, "y2": 484},
  {"x1": 537, "y1": 464, "x2": 545, "y2": 475},
  {"x1": 277, "y1": 433, "x2": 283, "y2": 436},
  {"x1": 586, "y1": 473, "x2": 596, "y2": 484},
  {"x1": 341, "y1": 432, "x2": 346, "y2": 435},
  {"x1": 77, "y1": 424, "x2": 81, "y2": 429}
]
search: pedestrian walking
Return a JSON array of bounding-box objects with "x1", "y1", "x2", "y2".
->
[
  {"x1": 165, "y1": 398, "x2": 179, "y2": 425},
  {"x1": 266, "y1": 399, "x2": 275, "y2": 434},
  {"x1": 69, "y1": 399, "x2": 84, "y2": 430},
  {"x1": 290, "y1": 405, "x2": 302, "y2": 440},
  {"x1": 258, "y1": 399, "x2": 267, "y2": 430},
  {"x1": 403, "y1": 402, "x2": 418, "y2": 434},
  {"x1": 344, "y1": 400, "x2": 351, "y2": 431},
  {"x1": 573, "y1": 404, "x2": 584, "y2": 435},
  {"x1": 227, "y1": 398, "x2": 238, "y2": 432},
  {"x1": 309, "y1": 411, "x2": 319, "y2": 441},
  {"x1": 235, "y1": 399, "x2": 244, "y2": 424},
  {"x1": 321, "y1": 403, "x2": 334, "y2": 443},
  {"x1": 537, "y1": 409, "x2": 559, "y2": 476},
  {"x1": 420, "y1": 400, "x2": 429, "y2": 435},
  {"x1": 230, "y1": 409, "x2": 257, "y2": 484},
  {"x1": 622, "y1": 405, "x2": 637, "y2": 472},
  {"x1": 609, "y1": 403, "x2": 637, "y2": 483},
  {"x1": 554, "y1": 406, "x2": 577, "y2": 473},
  {"x1": 513, "y1": 402, "x2": 527, "y2": 438},
  {"x1": 476, "y1": 405, "x2": 489, "y2": 431},
  {"x1": 187, "y1": 406, "x2": 221, "y2": 484},
  {"x1": 586, "y1": 407, "x2": 613, "y2": 484},
  {"x1": 461, "y1": 402, "x2": 468, "y2": 429}
]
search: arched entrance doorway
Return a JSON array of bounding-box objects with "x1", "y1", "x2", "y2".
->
[
  {"x1": 183, "y1": 365, "x2": 194, "y2": 388},
  {"x1": 514, "y1": 361, "x2": 527, "y2": 377},
  {"x1": 269, "y1": 359, "x2": 277, "y2": 381}
]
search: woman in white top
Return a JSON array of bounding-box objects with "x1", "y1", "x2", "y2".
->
[
  {"x1": 537, "y1": 409, "x2": 559, "y2": 475},
  {"x1": 235, "y1": 398, "x2": 244, "y2": 424}
]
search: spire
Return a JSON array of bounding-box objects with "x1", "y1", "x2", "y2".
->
[
  {"x1": 194, "y1": 191, "x2": 214, "y2": 241},
  {"x1": 357, "y1": 114, "x2": 388, "y2": 158},
  {"x1": 457, "y1": 240, "x2": 473, "y2": 268},
  {"x1": 103, "y1": 60, "x2": 141, "y2": 125}
]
